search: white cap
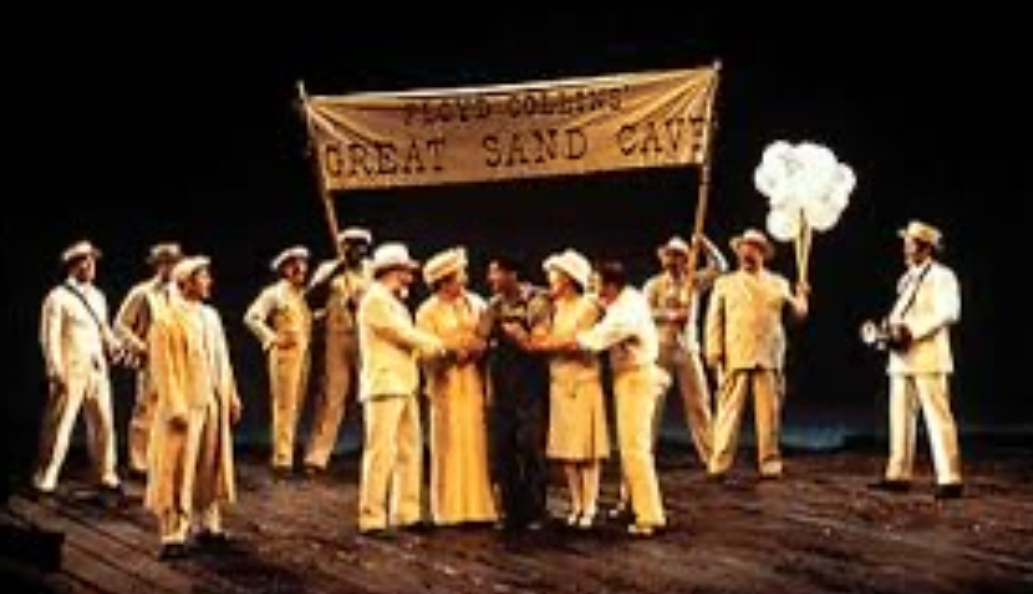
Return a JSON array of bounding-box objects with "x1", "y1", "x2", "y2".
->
[
  {"x1": 270, "y1": 245, "x2": 310, "y2": 272},
  {"x1": 171, "y1": 255, "x2": 211, "y2": 282},
  {"x1": 61, "y1": 239, "x2": 101, "y2": 264},
  {"x1": 338, "y1": 227, "x2": 372, "y2": 244}
]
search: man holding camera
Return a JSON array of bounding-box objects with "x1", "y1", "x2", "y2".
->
[{"x1": 868, "y1": 220, "x2": 964, "y2": 500}]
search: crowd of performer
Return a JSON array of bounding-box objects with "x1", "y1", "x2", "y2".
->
[{"x1": 30, "y1": 219, "x2": 965, "y2": 559}]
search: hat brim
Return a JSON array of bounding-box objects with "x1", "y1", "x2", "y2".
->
[
  {"x1": 424, "y1": 258, "x2": 467, "y2": 286},
  {"x1": 271, "y1": 252, "x2": 310, "y2": 272},
  {"x1": 147, "y1": 253, "x2": 182, "y2": 265},
  {"x1": 544, "y1": 260, "x2": 588, "y2": 290},
  {"x1": 339, "y1": 232, "x2": 372, "y2": 244},
  {"x1": 730, "y1": 237, "x2": 774, "y2": 259},
  {"x1": 898, "y1": 228, "x2": 942, "y2": 250},
  {"x1": 63, "y1": 248, "x2": 102, "y2": 264},
  {"x1": 372, "y1": 260, "x2": 420, "y2": 276},
  {"x1": 657, "y1": 246, "x2": 690, "y2": 260}
]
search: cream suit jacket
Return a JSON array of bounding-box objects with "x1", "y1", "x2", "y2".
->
[
  {"x1": 357, "y1": 282, "x2": 443, "y2": 401},
  {"x1": 40, "y1": 278, "x2": 112, "y2": 378},
  {"x1": 704, "y1": 269, "x2": 803, "y2": 372},
  {"x1": 244, "y1": 279, "x2": 312, "y2": 351},
  {"x1": 887, "y1": 261, "x2": 960, "y2": 375}
]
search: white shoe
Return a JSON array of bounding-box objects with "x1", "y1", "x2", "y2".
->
[
  {"x1": 576, "y1": 512, "x2": 595, "y2": 529},
  {"x1": 628, "y1": 523, "x2": 656, "y2": 537}
]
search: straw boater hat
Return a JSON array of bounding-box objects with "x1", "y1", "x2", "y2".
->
[
  {"x1": 423, "y1": 247, "x2": 468, "y2": 286},
  {"x1": 543, "y1": 248, "x2": 592, "y2": 290},
  {"x1": 730, "y1": 228, "x2": 775, "y2": 260},
  {"x1": 171, "y1": 255, "x2": 210, "y2": 283},
  {"x1": 270, "y1": 245, "x2": 310, "y2": 272},
  {"x1": 657, "y1": 235, "x2": 691, "y2": 260},
  {"x1": 147, "y1": 242, "x2": 184, "y2": 266},
  {"x1": 898, "y1": 220, "x2": 943, "y2": 250},
  {"x1": 337, "y1": 226, "x2": 373, "y2": 244},
  {"x1": 61, "y1": 239, "x2": 101, "y2": 265},
  {"x1": 369, "y1": 242, "x2": 420, "y2": 277}
]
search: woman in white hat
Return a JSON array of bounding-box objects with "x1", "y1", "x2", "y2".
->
[
  {"x1": 415, "y1": 246, "x2": 498, "y2": 527},
  {"x1": 532, "y1": 248, "x2": 609, "y2": 529}
]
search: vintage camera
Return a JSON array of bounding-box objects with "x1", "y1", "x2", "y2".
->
[{"x1": 859, "y1": 319, "x2": 912, "y2": 352}]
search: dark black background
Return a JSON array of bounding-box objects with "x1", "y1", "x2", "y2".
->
[{"x1": 4, "y1": 6, "x2": 1027, "y2": 485}]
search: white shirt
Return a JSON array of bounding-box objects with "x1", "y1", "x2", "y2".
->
[
  {"x1": 40, "y1": 277, "x2": 111, "y2": 377},
  {"x1": 576, "y1": 286, "x2": 659, "y2": 374}
]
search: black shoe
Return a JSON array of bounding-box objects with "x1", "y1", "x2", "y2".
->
[
  {"x1": 195, "y1": 530, "x2": 232, "y2": 553},
  {"x1": 934, "y1": 483, "x2": 964, "y2": 500},
  {"x1": 98, "y1": 484, "x2": 127, "y2": 507},
  {"x1": 302, "y1": 464, "x2": 324, "y2": 479},
  {"x1": 360, "y1": 527, "x2": 398, "y2": 540},
  {"x1": 24, "y1": 484, "x2": 57, "y2": 502},
  {"x1": 159, "y1": 542, "x2": 188, "y2": 560},
  {"x1": 127, "y1": 468, "x2": 148, "y2": 482},
  {"x1": 196, "y1": 530, "x2": 230, "y2": 545},
  {"x1": 706, "y1": 472, "x2": 729, "y2": 484},
  {"x1": 403, "y1": 520, "x2": 435, "y2": 534},
  {"x1": 867, "y1": 479, "x2": 912, "y2": 493},
  {"x1": 271, "y1": 466, "x2": 293, "y2": 482}
]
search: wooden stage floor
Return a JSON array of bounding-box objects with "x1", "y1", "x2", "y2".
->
[{"x1": 2, "y1": 437, "x2": 1032, "y2": 594}]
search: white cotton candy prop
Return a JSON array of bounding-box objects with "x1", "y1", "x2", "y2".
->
[
  {"x1": 804, "y1": 199, "x2": 841, "y2": 232},
  {"x1": 755, "y1": 139, "x2": 857, "y2": 287},
  {"x1": 766, "y1": 208, "x2": 801, "y2": 242}
]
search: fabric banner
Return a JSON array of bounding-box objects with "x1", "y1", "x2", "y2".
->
[{"x1": 302, "y1": 66, "x2": 719, "y2": 191}]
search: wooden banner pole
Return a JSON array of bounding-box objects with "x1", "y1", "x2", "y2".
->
[
  {"x1": 297, "y1": 80, "x2": 344, "y2": 259},
  {"x1": 684, "y1": 60, "x2": 722, "y2": 291}
]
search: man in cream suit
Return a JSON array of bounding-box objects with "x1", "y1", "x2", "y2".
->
[
  {"x1": 356, "y1": 242, "x2": 447, "y2": 535},
  {"x1": 570, "y1": 259, "x2": 670, "y2": 537},
  {"x1": 303, "y1": 227, "x2": 373, "y2": 476},
  {"x1": 704, "y1": 229, "x2": 809, "y2": 481},
  {"x1": 146, "y1": 255, "x2": 242, "y2": 560},
  {"x1": 35, "y1": 240, "x2": 124, "y2": 500},
  {"x1": 114, "y1": 241, "x2": 184, "y2": 479},
  {"x1": 868, "y1": 220, "x2": 964, "y2": 500},
  {"x1": 642, "y1": 233, "x2": 727, "y2": 466},
  {"x1": 244, "y1": 245, "x2": 312, "y2": 476}
]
